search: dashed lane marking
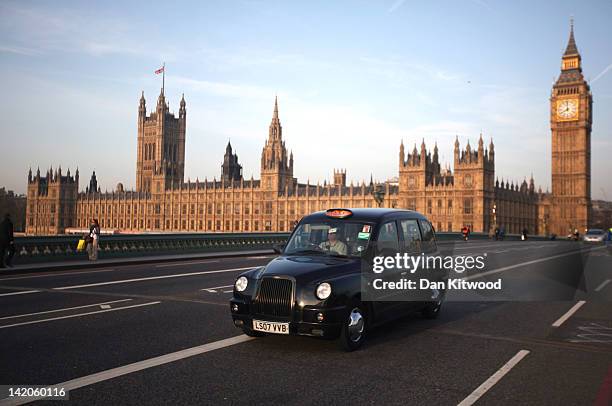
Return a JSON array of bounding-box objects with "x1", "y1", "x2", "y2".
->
[
  {"x1": 0, "y1": 290, "x2": 40, "y2": 297},
  {"x1": 595, "y1": 279, "x2": 611, "y2": 292},
  {"x1": 0, "y1": 335, "x2": 254, "y2": 405},
  {"x1": 201, "y1": 285, "x2": 233, "y2": 293},
  {"x1": 552, "y1": 301, "x2": 587, "y2": 327},
  {"x1": 457, "y1": 350, "x2": 530, "y2": 406},
  {"x1": 53, "y1": 267, "x2": 254, "y2": 290},
  {"x1": 463, "y1": 246, "x2": 606, "y2": 282},
  {"x1": 154, "y1": 260, "x2": 221, "y2": 268},
  {"x1": 0, "y1": 299, "x2": 132, "y2": 320},
  {"x1": 0, "y1": 301, "x2": 160, "y2": 329},
  {"x1": 0, "y1": 269, "x2": 117, "y2": 282}
]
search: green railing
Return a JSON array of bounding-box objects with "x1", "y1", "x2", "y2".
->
[
  {"x1": 11, "y1": 233, "x2": 291, "y2": 265},
  {"x1": 10, "y1": 231, "x2": 553, "y2": 265}
]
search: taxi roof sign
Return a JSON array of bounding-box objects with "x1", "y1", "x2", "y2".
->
[{"x1": 325, "y1": 209, "x2": 353, "y2": 219}]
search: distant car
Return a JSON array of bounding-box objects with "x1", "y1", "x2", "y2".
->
[
  {"x1": 229, "y1": 208, "x2": 447, "y2": 351},
  {"x1": 583, "y1": 229, "x2": 606, "y2": 243}
]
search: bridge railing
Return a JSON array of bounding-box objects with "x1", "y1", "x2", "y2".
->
[
  {"x1": 10, "y1": 231, "x2": 554, "y2": 265},
  {"x1": 11, "y1": 233, "x2": 291, "y2": 265}
]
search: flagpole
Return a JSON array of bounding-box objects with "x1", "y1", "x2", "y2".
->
[{"x1": 162, "y1": 62, "x2": 165, "y2": 95}]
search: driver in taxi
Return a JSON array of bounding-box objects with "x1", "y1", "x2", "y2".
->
[{"x1": 319, "y1": 227, "x2": 348, "y2": 256}]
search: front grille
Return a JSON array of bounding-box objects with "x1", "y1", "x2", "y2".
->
[{"x1": 252, "y1": 278, "x2": 294, "y2": 318}]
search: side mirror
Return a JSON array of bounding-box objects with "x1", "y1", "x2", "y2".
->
[{"x1": 272, "y1": 244, "x2": 285, "y2": 254}]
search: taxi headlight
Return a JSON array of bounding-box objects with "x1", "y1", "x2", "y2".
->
[
  {"x1": 316, "y1": 282, "x2": 332, "y2": 300},
  {"x1": 235, "y1": 276, "x2": 248, "y2": 292}
]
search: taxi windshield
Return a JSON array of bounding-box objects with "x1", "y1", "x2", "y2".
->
[{"x1": 284, "y1": 221, "x2": 373, "y2": 258}]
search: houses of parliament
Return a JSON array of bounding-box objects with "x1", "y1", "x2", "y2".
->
[{"x1": 25, "y1": 26, "x2": 592, "y2": 237}]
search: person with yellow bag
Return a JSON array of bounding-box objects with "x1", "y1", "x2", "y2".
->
[{"x1": 86, "y1": 219, "x2": 100, "y2": 261}]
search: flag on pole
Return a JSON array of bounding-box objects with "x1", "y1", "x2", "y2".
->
[{"x1": 155, "y1": 66, "x2": 164, "y2": 74}]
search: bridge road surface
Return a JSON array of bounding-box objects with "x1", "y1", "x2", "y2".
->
[{"x1": 0, "y1": 241, "x2": 611, "y2": 405}]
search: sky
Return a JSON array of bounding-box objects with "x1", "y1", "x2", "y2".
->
[{"x1": 0, "y1": 0, "x2": 611, "y2": 199}]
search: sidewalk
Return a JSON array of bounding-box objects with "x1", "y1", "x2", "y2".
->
[{"x1": 0, "y1": 249, "x2": 275, "y2": 275}]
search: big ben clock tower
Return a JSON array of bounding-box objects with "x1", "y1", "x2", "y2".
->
[{"x1": 550, "y1": 21, "x2": 592, "y2": 236}]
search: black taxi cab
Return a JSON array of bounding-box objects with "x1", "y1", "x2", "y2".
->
[{"x1": 229, "y1": 208, "x2": 445, "y2": 351}]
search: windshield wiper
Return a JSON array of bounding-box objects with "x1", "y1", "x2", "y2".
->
[{"x1": 287, "y1": 249, "x2": 325, "y2": 256}]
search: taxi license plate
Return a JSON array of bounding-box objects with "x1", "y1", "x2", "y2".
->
[{"x1": 253, "y1": 320, "x2": 289, "y2": 335}]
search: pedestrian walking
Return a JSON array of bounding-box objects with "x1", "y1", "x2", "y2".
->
[
  {"x1": 0, "y1": 213, "x2": 15, "y2": 268},
  {"x1": 87, "y1": 218, "x2": 100, "y2": 261}
]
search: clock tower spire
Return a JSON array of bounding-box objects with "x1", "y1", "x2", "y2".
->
[{"x1": 549, "y1": 20, "x2": 592, "y2": 236}]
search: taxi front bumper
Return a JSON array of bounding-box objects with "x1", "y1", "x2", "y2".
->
[{"x1": 230, "y1": 297, "x2": 347, "y2": 338}]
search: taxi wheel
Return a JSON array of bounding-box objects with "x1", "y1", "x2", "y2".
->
[
  {"x1": 338, "y1": 302, "x2": 367, "y2": 352},
  {"x1": 421, "y1": 298, "x2": 443, "y2": 319},
  {"x1": 242, "y1": 328, "x2": 266, "y2": 337},
  {"x1": 422, "y1": 288, "x2": 445, "y2": 319}
]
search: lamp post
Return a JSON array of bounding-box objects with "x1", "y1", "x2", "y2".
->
[{"x1": 490, "y1": 202, "x2": 497, "y2": 238}]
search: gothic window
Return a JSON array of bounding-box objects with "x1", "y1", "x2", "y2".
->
[
  {"x1": 464, "y1": 175, "x2": 473, "y2": 187},
  {"x1": 463, "y1": 198, "x2": 473, "y2": 215},
  {"x1": 408, "y1": 177, "x2": 416, "y2": 189}
]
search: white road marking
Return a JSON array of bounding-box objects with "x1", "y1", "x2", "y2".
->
[
  {"x1": 0, "y1": 301, "x2": 160, "y2": 329},
  {"x1": 0, "y1": 269, "x2": 117, "y2": 282},
  {"x1": 457, "y1": 350, "x2": 530, "y2": 406},
  {"x1": 0, "y1": 299, "x2": 132, "y2": 320},
  {"x1": 463, "y1": 246, "x2": 606, "y2": 281},
  {"x1": 0, "y1": 290, "x2": 40, "y2": 297},
  {"x1": 53, "y1": 267, "x2": 254, "y2": 290},
  {"x1": 0, "y1": 335, "x2": 254, "y2": 405},
  {"x1": 551, "y1": 301, "x2": 586, "y2": 327},
  {"x1": 595, "y1": 279, "x2": 611, "y2": 292},
  {"x1": 155, "y1": 260, "x2": 221, "y2": 268},
  {"x1": 222, "y1": 290, "x2": 233, "y2": 293},
  {"x1": 201, "y1": 284, "x2": 233, "y2": 293},
  {"x1": 99, "y1": 304, "x2": 111, "y2": 309}
]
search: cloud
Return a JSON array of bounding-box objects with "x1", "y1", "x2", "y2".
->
[
  {"x1": 0, "y1": 3, "x2": 170, "y2": 59},
  {"x1": 592, "y1": 63, "x2": 612, "y2": 84},
  {"x1": 388, "y1": 0, "x2": 407, "y2": 13},
  {"x1": 170, "y1": 76, "x2": 277, "y2": 100},
  {"x1": 0, "y1": 45, "x2": 42, "y2": 56},
  {"x1": 358, "y1": 56, "x2": 464, "y2": 86}
]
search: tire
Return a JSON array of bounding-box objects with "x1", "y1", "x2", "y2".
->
[
  {"x1": 421, "y1": 297, "x2": 443, "y2": 319},
  {"x1": 242, "y1": 327, "x2": 266, "y2": 337},
  {"x1": 337, "y1": 302, "x2": 367, "y2": 352}
]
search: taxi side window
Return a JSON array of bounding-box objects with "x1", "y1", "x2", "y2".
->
[
  {"x1": 418, "y1": 220, "x2": 436, "y2": 252},
  {"x1": 400, "y1": 219, "x2": 422, "y2": 253},
  {"x1": 376, "y1": 221, "x2": 400, "y2": 254}
]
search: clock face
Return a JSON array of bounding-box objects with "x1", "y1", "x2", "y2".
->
[{"x1": 556, "y1": 99, "x2": 578, "y2": 120}]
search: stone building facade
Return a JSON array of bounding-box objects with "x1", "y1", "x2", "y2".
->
[{"x1": 25, "y1": 26, "x2": 592, "y2": 236}]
